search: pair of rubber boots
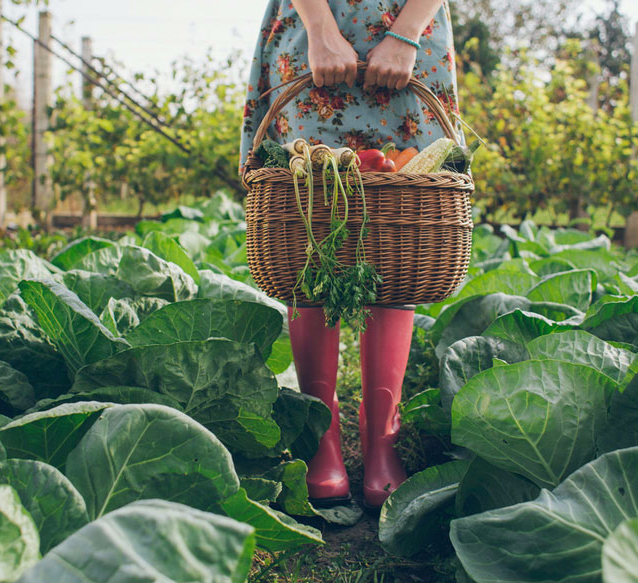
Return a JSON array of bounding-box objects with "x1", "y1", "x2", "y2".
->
[{"x1": 288, "y1": 305, "x2": 414, "y2": 508}]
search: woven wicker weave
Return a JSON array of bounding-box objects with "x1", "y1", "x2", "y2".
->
[{"x1": 243, "y1": 63, "x2": 474, "y2": 305}]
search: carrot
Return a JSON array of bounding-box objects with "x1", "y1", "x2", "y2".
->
[
  {"x1": 386, "y1": 148, "x2": 401, "y2": 162},
  {"x1": 393, "y1": 147, "x2": 418, "y2": 170}
]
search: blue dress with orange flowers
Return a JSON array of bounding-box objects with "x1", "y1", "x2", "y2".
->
[{"x1": 240, "y1": 0, "x2": 459, "y2": 170}]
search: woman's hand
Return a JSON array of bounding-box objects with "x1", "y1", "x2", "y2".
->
[
  {"x1": 362, "y1": 0, "x2": 445, "y2": 91},
  {"x1": 292, "y1": 0, "x2": 358, "y2": 87},
  {"x1": 363, "y1": 36, "x2": 417, "y2": 91},
  {"x1": 308, "y1": 28, "x2": 358, "y2": 88}
]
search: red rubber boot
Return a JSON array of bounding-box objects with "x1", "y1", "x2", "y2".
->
[
  {"x1": 359, "y1": 306, "x2": 414, "y2": 508},
  {"x1": 288, "y1": 306, "x2": 350, "y2": 504}
]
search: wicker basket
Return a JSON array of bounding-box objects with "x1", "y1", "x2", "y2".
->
[{"x1": 242, "y1": 64, "x2": 474, "y2": 305}]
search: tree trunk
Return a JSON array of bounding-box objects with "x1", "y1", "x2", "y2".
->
[
  {"x1": 568, "y1": 195, "x2": 590, "y2": 232},
  {"x1": 81, "y1": 190, "x2": 98, "y2": 230},
  {"x1": 624, "y1": 212, "x2": 638, "y2": 249},
  {"x1": 136, "y1": 196, "x2": 145, "y2": 219}
]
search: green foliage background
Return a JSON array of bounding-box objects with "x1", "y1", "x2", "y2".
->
[{"x1": 0, "y1": 0, "x2": 636, "y2": 229}]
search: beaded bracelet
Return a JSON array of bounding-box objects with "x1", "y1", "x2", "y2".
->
[{"x1": 384, "y1": 30, "x2": 421, "y2": 50}]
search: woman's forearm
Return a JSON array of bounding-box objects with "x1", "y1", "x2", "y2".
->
[
  {"x1": 290, "y1": 0, "x2": 340, "y2": 39},
  {"x1": 291, "y1": 0, "x2": 446, "y2": 89},
  {"x1": 391, "y1": 0, "x2": 446, "y2": 41}
]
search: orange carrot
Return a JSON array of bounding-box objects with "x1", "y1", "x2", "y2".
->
[
  {"x1": 393, "y1": 147, "x2": 418, "y2": 170},
  {"x1": 386, "y1": 148, "x2": 401, "y2": 162}
]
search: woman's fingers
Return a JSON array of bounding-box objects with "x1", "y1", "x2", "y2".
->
[
  {"x1": 389, "y1": 70, "x2": 410, "y2": 91},
  {"x1": 308, "y1": 31, "x2": 358, "y2": 87},
  {"x1": 363, "y1": 36, "x2": 416, "y2": 90},
  {"x1": 333, "y1": 64, "x2": 346, "y2": 86},
  {"x1": 313, "y1": 67, "x2": 326, "y2": 88},
  {"x1": 363, "y1": 52, "x2": 379, "y2": 90},
  {"x1": 323, "y1": 67, "x2": 336, "y2": 87},
  {"x1": 386, "y1": 69, "x2": 401, "y2": 90},
  {"x1": 363, "y1": 67, "x2": 377, "y2": 91},
  {"x1": 344, "y1": 61, "x2": 358, "y2": 87},
  {"x1": 314, "y1": 62, "x2": 356, "y2": 87},
  {"x1": 366, "y1": 65, "x2": 397, "y2": 91},
  {"x1": 395, "y1": 71, "x2": 411, "y2": 91}
]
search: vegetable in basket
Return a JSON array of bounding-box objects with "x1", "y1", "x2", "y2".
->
[
  {"x1": 391, "y1": 147, "x2": 418, "y2": 170},
  {"x1": 290, "y1": 143, "x2": 381, "y2": 331},
  {"x1": 287, "y1": 141, "x2": 357, "y2": 170},
  {"x1": 442, "y1": 139, "x2": 481, "y2": 174},
  {"x1": 398, "y1": 137, "x2": 481, "y2": 174},
  {"x1": 255, "y1": 139, "x2": 289, "y2": 168},
  {"x1": 399, "y1": 137, "x2": 455, "y2": 174},
  {"x1": 357, "y1": 143, "x2": 397, "y2": 172}
]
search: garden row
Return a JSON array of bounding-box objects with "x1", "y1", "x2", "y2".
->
[
  {"x1": 0, "y1": 193, "x2": 342, "y2": 582},
  {"x1": 1, "y1": 191, "x2": 638, "y2": 581},
  {"x1": 384, "y1": 220, "x2": 638, "y2": 582}
]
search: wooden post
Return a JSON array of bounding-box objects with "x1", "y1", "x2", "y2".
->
[
  {"x1": 632, "y1": 23, "x2": 638, "y2": 124},
  {"x1": 32, "y1": 11, "x2": 53, "y2": 227},
  {"x1": 587, "y1": 41, "x2": 600, "y2": 112},
  {"x1": 570, "y1": 41, "x2": 601, "y2": 232},
  {"x1": 0, "y1": 0, "x2": 6, "y2": 229},
  {"x1": 623, "y1": 23, "x2": 638, "y2": 249},
  {"x1": 81, "y1": 36, "x2": 94, "y2": 107},
  {"x1": 81, "y1": 36, "x2": 97, "y2": 229}
]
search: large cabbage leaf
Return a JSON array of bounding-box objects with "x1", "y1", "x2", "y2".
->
[
  {"x1": 0, "y1": 485, "x2": 39, "y2": 583},
  {"x1": 18, "y1": 280, "x2": 129, "y2": 375},
  {"x1": 482, "y1": 309, "x2": 578, "y2": 347},
  {"x1": 0, "y1": 294, "x2": 69, "y2": 398},
  {"x1": 71, "y1": 339, "x2": 280, "y2": 454},
  {"x1": 117, "y1": 246, "x2": 197, "y2": 301},
  {"x1": 431, "y1": 293, "x2": 532, "y2": 356},
  {"x1": 62, "y1": 270, "x2": 135, "y2": 314},
  {"x1": 125, "y1": 298, "x2": 282, "y2": 360},
  {"x1": 439, "y1": 336, "x2": 528, "y2": 415},
  {"x1": 378, "y1": 460, "x2": 470, "y2": 557},
  {"x1": 0, "y1": 249, "x2": 56, "y2": 307},
  {"x1": 0, "y1": 402, "x2": 112, "y2": 468},
  {"x1": 51, "y1": 237, "x2": 115, "y2": 271},
  {"x1": 17, "y1": 500, "x2": 255, "y2": 583},
  {"x1": 451, "y1": 446, "x2": 638, "y2": 583},
  {"x1": 581, "y1": 295, "x2": 638, "y2": 346},
  {"x1": 602, "y1": 518, "x2": 638, "y2": 583},
  {"x1": 525, "y1": 269, "x2": 596, "y2": 313},
  {"x1": 142, "y1": 231, "x2": 201, "y2": 284},
  {"x1": 0, "y1": 460, "x2": 88, "y2": 554},
  {"x1": 64, "y1": 404, "x2": 239, "y2": 519},
  {"x1": 451, "y1": 360, "x2": 616, "y2": 488},
  {"x1": 526, "y1": 329, "x2": 636, "y2": 385},
  {"x1": 198, "y1": 270, "x2": 287, "y2": 323}
]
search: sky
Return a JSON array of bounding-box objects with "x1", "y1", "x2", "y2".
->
[{"x1": 2, "y1": 0, "x2": 638, "y2": 107}]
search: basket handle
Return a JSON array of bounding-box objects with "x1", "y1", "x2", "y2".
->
[{"x1": 251, "y1": 60, "x2": 461, "y2": 152}]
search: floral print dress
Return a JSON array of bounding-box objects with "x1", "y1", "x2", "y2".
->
[{"x1": 240, "y1": 0, "x2": 460, "y2": 171}]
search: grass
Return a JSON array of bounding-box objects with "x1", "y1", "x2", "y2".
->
[
  {"x1": 486, "y1": 204, "x2": 626, "y2": 230},
  {"x1": 248, "y1": 323, "x2": 458, "y2": 583},
  {"x1": 51, "y1": 191, "x2": 207, "y2": 218}
]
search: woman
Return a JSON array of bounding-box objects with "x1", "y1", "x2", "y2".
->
[{"x1": 241, "y1": 0, "x2": 459, "y2": 508}]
